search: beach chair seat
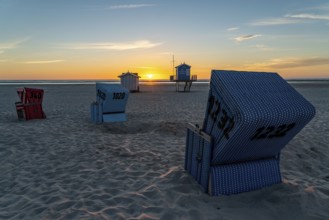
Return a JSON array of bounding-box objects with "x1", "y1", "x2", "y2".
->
[
  {"x1": 185, "y1": 70, "x2": 316, "y2": 195},
  {"x1": 91, "y1": 83, "x2": 129, "y2": 123},
  {"x1": 15, "y1": 87, "x2": 46, "y2": 120}
]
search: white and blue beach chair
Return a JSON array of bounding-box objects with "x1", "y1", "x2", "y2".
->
[
  {"x1": 185, "y1": 70, "x2": 316, "y2": 195},
  {"x1": 91, "y1": 83, "x2": 129, "y2": 123}
]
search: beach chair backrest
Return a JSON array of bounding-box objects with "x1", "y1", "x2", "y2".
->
[
  {"x1": 17, "y1": 87, "x2": 44, "y2": 104},
  {"x1": 96, "y1": 83, "x2": 129, "y2": 114},
  {"x1": 203, "y1": 70, "x2": 315, "y2": 165}
]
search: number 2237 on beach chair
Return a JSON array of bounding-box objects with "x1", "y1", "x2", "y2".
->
[{"x1": 185, "y1": 70, "x2": 316, "y2": 195}]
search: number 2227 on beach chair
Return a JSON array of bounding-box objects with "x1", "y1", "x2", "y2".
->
[{"x1": 185, "y1": 70, "x2": 316, "y2": 195}]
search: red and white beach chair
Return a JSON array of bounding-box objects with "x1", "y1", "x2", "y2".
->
[{"x1": 15, "y1": 87, "x2": 46, "y2": 120}]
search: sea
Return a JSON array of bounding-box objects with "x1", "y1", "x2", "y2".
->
[{"x1": 0, "y1": 79, "x2": 328, "y2": 85}]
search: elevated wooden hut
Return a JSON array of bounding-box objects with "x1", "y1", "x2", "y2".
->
[{"x1": 170, "y1": 63, "x2": 197, "y2": 92}]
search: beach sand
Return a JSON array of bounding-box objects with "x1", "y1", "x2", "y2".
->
[{"x1": 0, "y1": 82, "x2": 328, "y2": 219}]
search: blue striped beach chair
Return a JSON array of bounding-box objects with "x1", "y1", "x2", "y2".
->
[
  {"x1": 91, "y1": 83, "x2": 129, "y2": 123},
  {"x1": 185, "y1": 70, "x2": 316, "y2": 195}
]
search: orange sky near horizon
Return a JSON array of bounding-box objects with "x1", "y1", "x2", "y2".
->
[
  {"x1": 1, "y1": 1, "x2": 329, "y2": 80},
  {"x1": 1, "y1": 59, "x2": 329, "y2": 80}
]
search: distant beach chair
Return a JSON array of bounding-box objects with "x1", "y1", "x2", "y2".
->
[
  {"x1": 15, "y1": 87, "x2": 46, "y2": 120},
  {"x1": 91, "y1": 83, "x2": 129, "y2": 123},
  {"x1": 185, "y1": 70, "x2": 316, "y2": 195}
]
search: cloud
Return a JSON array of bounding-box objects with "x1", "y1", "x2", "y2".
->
[
  {"x1": 245, "y1": 57, "x2": 329, "y2": 70},
  {"x1": 0, "y1": 38, "x2": 28, "y2": 49},
  {"x1": 250, "y1": 18, "x2": 300, "y2": 26},
  {"x1": 287, "y1": 13, "x2": 329, "y2": 21},
  {"x1": 109, "y1": 4, "x2": 155, "y2": 9},
  {"x1": 0, "y1": 59, "x2": 8, "y2": 63},
  {"x1": 250, "y1": 3, "x2": 329, "y2": 26},
  {"x1": 64, "y1": 40, "x2": 163, "y2": 50},
  {"x1": 227, "y1": 27, "x2": 239, "y2": 31},
  {"x1": 254, "y1": 44, "x2": 275, "y2": 51},
  {"x1": 234, "y1": 34, "x2": 261, "y2": 42},
  {"x1": 24, "y1": 60, "x2": 64, "y2": 64}
]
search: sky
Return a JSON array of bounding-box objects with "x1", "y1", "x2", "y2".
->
[{"x1": 1, "y1": 0, "x2": 329, "y2": 80}]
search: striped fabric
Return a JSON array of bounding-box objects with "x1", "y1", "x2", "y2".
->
[
  {"x1": 204, "y1": 70, "x2": 316, "y2": 165},
  {"x1": 185, "y1": 70, "x2": 316, "y2": 195},
  {"x1": 209, "y1": 158, "x2": 281, "y2": 196}
]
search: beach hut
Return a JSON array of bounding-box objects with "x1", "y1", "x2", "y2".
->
[
  {"x1": 185, "y1": 70, "x2": 316, "y2": 195},
  {"x1": 170, "y1": 63, "x2": 197, "y2": 92},
  {"x1": 175, "y1": 63, "x2": 191, "y2": 81},
  {"x1": 118, "y1": 71, "x2": 140, "y2": 92},
  {"x1": 15, "y1": 87, "x2": 46, "y2": 120},
  {"x1": 90, "y1": 83, "x2": 129, "y2": 123}
]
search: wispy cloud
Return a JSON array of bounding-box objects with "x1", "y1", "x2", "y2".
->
[
  {"x1": 245, "y1": 57, "x2": 329, "y2": 70},
  {"x1": 227, "y1": 27, "x2": 239, "y2": 31},
  {"x1": 63, "y1": 40, "x2": 163, "y2": 50},
  {"x1": 234, "y1": 34, "x2": 261, "y2": 42},
  {"x1": 24, "y1": 60, "x2": 64, "y2": 64},
  {"x1": 253, "y1": 44, "x2": 275, "y2": 51},
  {"x1": 287, "y1": 13, "x2": 329, "y2": 21},
  {"x1": 251, "y1": 3, "x2": 329, "y2": 26},
  {"x1": 109, "y1": 4, "x2": 155, "y2": 10},
  {"x1": 250, "y1": 18, "x2": 300, "y2": 26},
  {"x1": 0, "y1": 38, "x2": 28, "y2": 50}
]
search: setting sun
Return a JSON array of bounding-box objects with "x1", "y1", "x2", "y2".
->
[
  {"x1": 1, "y1": 1, "x2": 329, "y2": 80},
  {"x1": 147, "y1": 74, "x2": 153, "y2": 79}
]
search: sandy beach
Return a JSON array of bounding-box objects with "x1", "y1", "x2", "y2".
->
[{"x1": 0, "y1": 82, "x2": 328, "y2": 220}]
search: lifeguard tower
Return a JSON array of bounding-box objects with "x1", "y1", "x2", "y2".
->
[{"x1": 170, "y1": 63, "x2": 197, "y2": 92}]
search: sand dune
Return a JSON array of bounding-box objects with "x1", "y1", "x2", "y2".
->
[{"x1": 0, "y1": 82, "x2": 328, "y2": 219}]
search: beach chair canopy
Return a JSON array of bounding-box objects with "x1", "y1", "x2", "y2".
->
[
  {"x1": 185, "y1": 70, "x2": 316, "y2": 195},
  {"x1": 203, "y1": 70, "x2": 316, "y2": 165}
]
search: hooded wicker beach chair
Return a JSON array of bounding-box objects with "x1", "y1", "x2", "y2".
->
[
  {"x1": 91, "y1": 83, "x2": 129, "y2": 123},
  {"x1": 185, "y1": 70, "x2": 316, "y2": 195},
  {"x1": 15, "y1": 87, "x2": 46, "y2": 120}
]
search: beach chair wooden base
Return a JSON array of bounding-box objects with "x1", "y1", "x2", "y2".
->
[
  {"x1": 15, "y1": 102, "x2": 46, "y2": 121},
  {"x1": 103, "y1": 113, "x2": 127, "y2": 123},
  {"x1": 91, "y1": 102, "x2": 127, "y2": 123},
  {"x1": 185, "y1": 123, "x2": 282, "y2": 195}
]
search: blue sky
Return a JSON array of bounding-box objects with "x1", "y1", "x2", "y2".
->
[{"x1": 1, "y1": 0, "x2": 329, "y2": 79}]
